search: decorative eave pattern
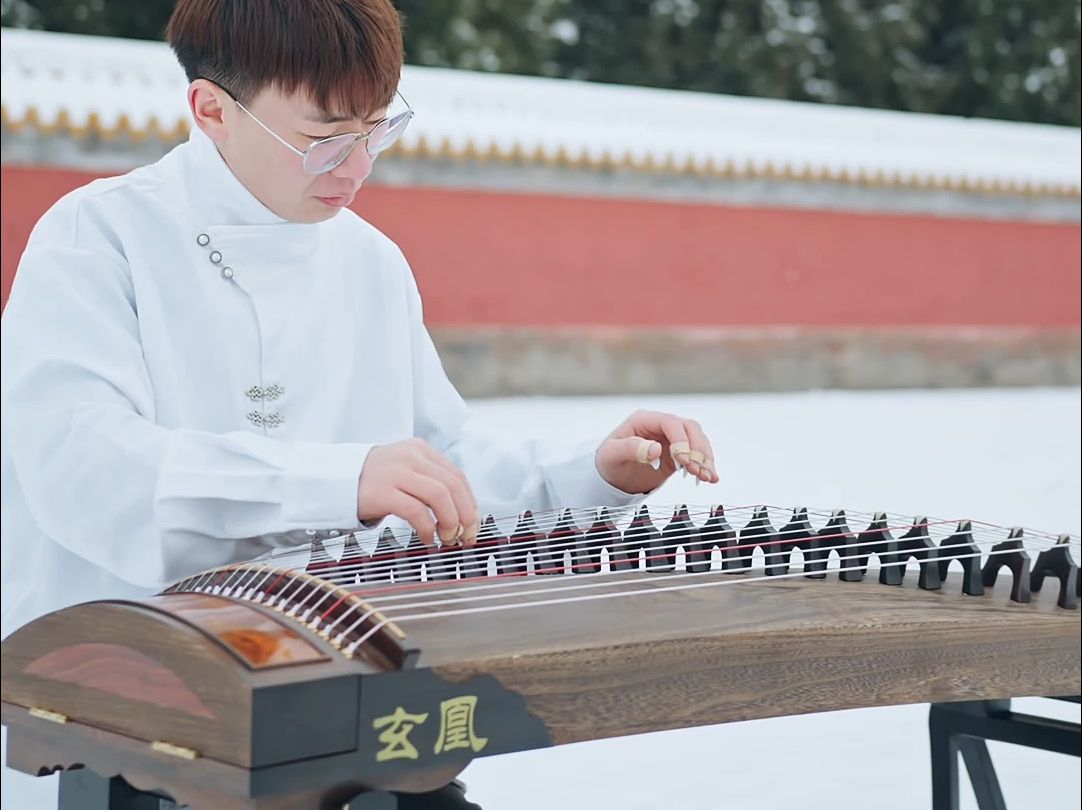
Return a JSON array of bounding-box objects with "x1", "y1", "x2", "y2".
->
[{"x1": 2, "y1": 27, "x2": 1079, "y2": 198}]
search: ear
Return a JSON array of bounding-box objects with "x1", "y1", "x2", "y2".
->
[{"x1": 188, "y1": 79, "x2": 232, "y2": 143}]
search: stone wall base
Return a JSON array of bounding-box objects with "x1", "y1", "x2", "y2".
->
[{"x1": 432, "y1": 327, "x2": 1082, "y2": 397}]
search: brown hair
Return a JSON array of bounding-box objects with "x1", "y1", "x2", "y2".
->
[{"x1": 167, "y1": 0, "x2": 403, "y2": 119}]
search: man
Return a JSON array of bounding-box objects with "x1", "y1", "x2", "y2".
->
[{"x1": 0, "y1": 0, "x2": 718, "y2": 806}]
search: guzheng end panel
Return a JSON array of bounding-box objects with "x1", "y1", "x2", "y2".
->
[{"x1": 0, "y1": 598, "x2": 352, "y2": 768}]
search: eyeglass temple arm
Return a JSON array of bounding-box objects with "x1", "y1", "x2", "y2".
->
[{"x1": 233, "y1": 100, "x2": 308, "y2": 158}]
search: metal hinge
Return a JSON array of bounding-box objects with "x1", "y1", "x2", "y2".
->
[
  {"x1": 28, "y1": 707, "x2": 68, "y2": 724},
  {"x1": 151, "y1": 740, "x2": 200, "y2": 760}
]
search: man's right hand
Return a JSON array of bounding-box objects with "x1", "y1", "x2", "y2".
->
[{"x1": 356, "y1": 438, "x2": 480, "y2": 546}]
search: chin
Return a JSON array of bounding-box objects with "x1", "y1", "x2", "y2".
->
[{"x1": 293, "y1": 204, "x2": 341, "y2": 224}]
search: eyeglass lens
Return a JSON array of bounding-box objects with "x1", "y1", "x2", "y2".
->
[{"x1": 302, "y1": 110, "x2": 414, "y2": 174}]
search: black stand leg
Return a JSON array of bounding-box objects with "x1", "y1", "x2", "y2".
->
[
  {"x1": 56, "y1": 769, "x2": 480, "y2": 810},
  {"x1": 346, "y1": 780, "x2": 482, "y2": 810},
  {"x1": 930, "y1": 706, "x2": 961, "y2": 810},
  {"x1": 958, "y1": 739, "x2": 1006, "y2": 810},
  {"x1": 58, "y1": 769, "x2": 179, "y2": 810},
  {"x1": 343, "y1": 791, "x2": 398, "y2": 810},
  {"x1": 929, "y1": 698, "x2": 1081, "y2": 810}
]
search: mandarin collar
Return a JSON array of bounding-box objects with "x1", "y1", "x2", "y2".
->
[
  {"x1": 180, "y1": 128, "x2": 296, "y2": 226},
  {"x1": 176, "y1": 128, "x2": 322, "y2": 276}
]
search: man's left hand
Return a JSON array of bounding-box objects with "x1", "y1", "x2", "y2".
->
[{"x1": 595, "y1": 409, "x2": 718, "y2": 495}]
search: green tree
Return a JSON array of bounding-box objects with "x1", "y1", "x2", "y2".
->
[
  {"x1": 1, "y1": 0, "x2": 174, "y2": 39},
  {"x1": 2, "y1": 0, "x2": 1078, "y2": 126},
  {"x1": 396, "y1": 0, "x2": 564, "y2": 74}
]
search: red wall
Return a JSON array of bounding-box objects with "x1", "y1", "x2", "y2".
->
[{"x1": 3, "y1": 165, "x2": 1079, "y2": 327}]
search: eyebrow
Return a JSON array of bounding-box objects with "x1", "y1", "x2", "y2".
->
[{"x1": 303, "y1": 111, "x2": 382, "y2": 125}]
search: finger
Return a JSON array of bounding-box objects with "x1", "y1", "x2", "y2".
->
[
  {"x1": 656, "y1": 421, "x2": 693, "y2": 474},
  {"x1": 601, "y1": 436, "x2": 664, "y2": 473},
  {"x1": 617, "y1": 410, "x2": 716, "y2": 481},
  {"x1": 387, "y1": 492, "x2": 439, "y2": 546},
  {"x1": 688, "y1": 449, "x2": 705, "y2": 485},
  {"x1": 682, "y1": 420, "x2": 718, "y2": 483},
  {"x1": 426, "y1": 463, "x2": 480, "y2": 546},
  {"x1": 633, "y1": 437, "x2": 664, "y2": 470},
  {"x1": 631, "y1": 413, "x2": 692, "y2": 477},
  {"x1": 418, "y1": 446, "x2": 481, "y2": 543},
  {"x1": 400, "y1": 473, "x2": 462, "y2": 545}
]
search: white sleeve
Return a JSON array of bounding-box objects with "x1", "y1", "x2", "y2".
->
[
  {"x1": 1, "y1": 240, "x2": 372, "y2": 589},
  {"x1": 402, "y1": 268, "x2": 644, "y2": 518}
]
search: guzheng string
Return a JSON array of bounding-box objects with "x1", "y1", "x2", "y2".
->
[
  {"x1": 186, "y1": 554, "x2": 1078, "y2": 659},
  {"x1": 268, "y1": 505, "x2": 1074, "y2": 584},
  {"x1": 260, "y1": 505, "x2": 1071, "y2": 562},
  {"x1": 332, "y1": 535, "x2": 1044, "y2": 614},
  {"x1": 355, "y1": 526, "x2": 1007, "y2": 605},
  {"x1": 335, "y1": 539, "x2": 1072, "y2": 656},
  {"x1": 210, "y1": 504, "x2": 1078, "y2": 596},
  {"x1": 189, "y1": 536, "x2": 1050, "y2": 658},
  {"x1": 321, "y1": 514, "x2": 1009, "y2": 591},
  {"x1": 173, "y1": 504, "x2": 1078, "y2": 658}
]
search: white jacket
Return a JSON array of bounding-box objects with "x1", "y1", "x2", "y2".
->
[
  {"x1": 0, "y1": 128, "x2": 639, "y2": 637},
  {"x1": 1, "y1": 128, "x2": 641, "y2": 806}
]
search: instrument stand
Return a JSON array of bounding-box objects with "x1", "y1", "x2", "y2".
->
[
  {"x1": 50, "y1": 698, "x2": 1082, "y2": 810},
  {"x1": 56, "y1": 769, "x2": 481, "y2": 810},
  {"x1": 928, "y1": 696, "x2": 1081, "y2": 810},
  {"x1": 58, "y1": 769, "x2": 180, "y2": 810}
]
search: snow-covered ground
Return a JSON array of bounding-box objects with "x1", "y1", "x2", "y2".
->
[
  {"x1": 458, "y1": 387, "x2": 1081, "y2": 810},
  {"x1": 2, "y1": 387, "x2": 1078, "y2": 808}
]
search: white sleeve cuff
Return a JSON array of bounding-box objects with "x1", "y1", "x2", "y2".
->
[
  {"x1": 281, "y1": 441, "x2": 374, "y2": 528},
  {"x1": 546, "y1": 438, "x2": 648, "y2": 510}
]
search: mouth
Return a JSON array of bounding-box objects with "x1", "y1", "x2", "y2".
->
[{"x1": 314, "y1": 193, "x2": 356, "y2": 208}]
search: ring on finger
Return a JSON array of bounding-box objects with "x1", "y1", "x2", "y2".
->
[{"x1": 440, "y1": 526, "x2": 462, "y2": 546}]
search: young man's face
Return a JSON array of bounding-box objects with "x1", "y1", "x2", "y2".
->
[{"x1": 215, "y1": 85, "x2": 385, "y2": 223}]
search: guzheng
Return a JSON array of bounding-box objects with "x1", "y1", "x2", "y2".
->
[{"x1": 2, "y1": 504, "x2": 1079, "y2": 809}]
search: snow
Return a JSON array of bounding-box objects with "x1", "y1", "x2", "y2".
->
[
  {"x1": 1, "y1": 387, "x2": 1078, "y2": 807},
  {"x1": 456, "y1": 387, "x2": 1081, "y2": 809},
  {"x1": 2, "y1": 28, "x2": 1079, "y2": 193}
]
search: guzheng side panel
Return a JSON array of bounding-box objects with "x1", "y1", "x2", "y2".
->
[
  {"x1": 408, "y1": 575, "x2": 1081, "y2": 746},
  {"x1": 139, "y1": 593, "x2": 331, "y2": 669},
  {"x1": 0, "y1": 597, "x2": 360, "y2": 768}
]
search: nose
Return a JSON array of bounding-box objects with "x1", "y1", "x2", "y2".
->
[{"x1": 330, "y1": 141, "x2": 374, "y2": 183}]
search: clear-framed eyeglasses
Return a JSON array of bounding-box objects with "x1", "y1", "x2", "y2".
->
[{"x1": 216, "y1": 83, "x2": 414, "y2": 175}]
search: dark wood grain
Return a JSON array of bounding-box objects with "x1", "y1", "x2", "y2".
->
[
  {"x1": 1, "y1": 596, "x2": 361, "y2": 767},
  {"x1": 399, "y1": 571, "x2": 1082, "y2": 744},
  {"x1": 2, "y1": 702, "x2": 470, "y2": 807},
  {"x1": 25, "y1": 642, "x2": 216, "y2": 719},
  {"x1": 0, "y1": 710, "x2": 463, "y2": 809},
  {"x1": 2, "y1": 565, "x2": 1078, "y2": 807},
  {"x1": 160, "y1": 593, "x2": 329, "y2": 669}
]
